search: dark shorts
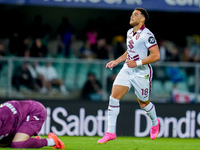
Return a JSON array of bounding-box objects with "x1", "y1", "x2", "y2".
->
[{"x1": 17, "y1": 101, "x2": 47, "y2": 136}]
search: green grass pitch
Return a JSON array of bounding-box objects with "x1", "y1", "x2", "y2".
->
[{"x1": 3, "y1": 136, "x2": 200, "y2": 150}]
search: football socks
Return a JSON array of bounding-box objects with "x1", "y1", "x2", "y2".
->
[
  {"x1": 143, "y1": 102, "x2": 158, "y2": 126},
  {"x1": 107, "y1": 96, "x2": 120, "y2": 134}
]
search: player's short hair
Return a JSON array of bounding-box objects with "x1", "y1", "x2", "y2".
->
[{"x1": 135, "y1": 8, "x2": 149, "y2": 23}]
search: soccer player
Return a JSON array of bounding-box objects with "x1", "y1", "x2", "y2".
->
[
  {"x1": 0, "y1": 100, "x2": 65, "y2": 149},
  {"x1": 98, "y1": 8, "x2": 160, "y2": 144}
]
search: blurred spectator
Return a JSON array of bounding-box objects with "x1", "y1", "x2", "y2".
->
[
  {"x1": 0, "y1": 43, "x2": 5, "y2": 57},
  {"x1": 82, "y1": 72, "x2": 102, "y2": 101},
  {"x1": 85, "y1": 19, "x2": 98, "y2": 52},
  {"x1": 169, "y1": 46, "x2": 180, "y2": 62},
  {"x1": 8, "y1": 30, "x2": 23, "y2": 56},
  {"x1": 107, "y1": 44, "x2": 114, "y2": 60},
  {"x1": 43, "y1": 61, "x2": 68, "y2": 95},
  {"x1": 57, "y1": 17, "x2": 75, "y2": 57},
  {"x1": 17, "y1": 36, "x2": 31, "y2": 57},
  {"x1": 158, "y1": 39, "x2": 171, "y2": 61},
  {"x1": 166, "y1": 66, "x2": 185, "y2": 89},
  {"x1": 30, "y1": 15, "x2": 52, "y2": 50},
  {"x1": 189, "y1": 37, "x2": 200, "y2": 62},
  {"x1": 79, "y1": 39, "x2": 96, "y2": 59},
  {"x1": 182, "y1": 46, "x2": 195, "y2": 76},
  {"x1": 96, "y1": 37, "x2": 110, "y2": 59},
  {"x1": 30, "y1": 38, "x2": 48, "y2": 57},
  {"x1": 41, "y1": 22, "x2": 52, "y2": 48},
  {"x1": 107, "y1": 73, "x2": 117, "y2": 93},
  {"x1": 12, "y1": 62, "x2": 36, "y2": 92},
  {"x1": 182, "y1": 47, "x2": 191, "y2": 62},
  {"x1": 112, "y1": 35, "x2": 126, "y2": 59},
  {"x1": 0, "y1": 43, "x2": 6, "y2": 71},
  {"x1": 28, "y1": 61, "x2": 48, "y2": 94}
]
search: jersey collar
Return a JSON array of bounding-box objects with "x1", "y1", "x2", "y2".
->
[{"x1": 133, "y1": 25, "x2": 145, "y2": 36}]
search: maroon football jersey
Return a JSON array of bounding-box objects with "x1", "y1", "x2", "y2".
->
[{"x1": 0, "y1": 100, "x2": 46, "y2": 146}]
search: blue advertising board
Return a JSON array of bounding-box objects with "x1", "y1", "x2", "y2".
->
[{"x1": 1, "y1": 0, "x2": 200, "y2": 12}]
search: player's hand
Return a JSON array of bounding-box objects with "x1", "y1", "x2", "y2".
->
[
  {"x1": 106, "y1": 60, "x2": 119, "y2": 70},
  {"x1": 126, "y1": 60, "x2": 137, "y2": 68}
]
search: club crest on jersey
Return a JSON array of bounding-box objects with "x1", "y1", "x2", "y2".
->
[
  {"x1": 136, "y1": 34, "x2": 140, "y2": 40},
  {"x1": 148, "y1": 36, "x2": 155, "y2": 44}
]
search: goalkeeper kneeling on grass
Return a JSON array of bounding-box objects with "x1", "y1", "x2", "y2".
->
[{"x1": 0, "y1": 100, "x2": 65, "y2": 149}]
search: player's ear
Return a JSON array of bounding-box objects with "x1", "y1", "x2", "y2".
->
[{"x1": 141, "y1": 16, "x2": 145, "y2": 22}]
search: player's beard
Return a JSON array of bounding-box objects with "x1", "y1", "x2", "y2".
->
[{"x1": 130, "y1": 21, "x2": 139, "y2": 27}]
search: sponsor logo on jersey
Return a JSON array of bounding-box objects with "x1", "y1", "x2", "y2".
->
[
  {"x1": 148, "y1": 36, "x2": 155, "y2": 44},
  {"x1": 144, "y1": 74, "x2": 149, "y2": 79},
  {"x1": 3, "y1": 103, "x2": 17, "y2": 114}
]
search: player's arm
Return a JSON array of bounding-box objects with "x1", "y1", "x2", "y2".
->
[
  {"x1": 126, "y1": 45, "x2": 160, "y2": 68},
  {"x1": 106, "y1": 51, "x2": 128, "y2": 70},
  {"x1": 142, "y1": 44, "x2": 160, "y2": 65}
]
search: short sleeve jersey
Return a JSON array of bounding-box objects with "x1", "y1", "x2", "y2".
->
[{"x1": 123, "y1": 25, "x2": 157, "y2": 72}]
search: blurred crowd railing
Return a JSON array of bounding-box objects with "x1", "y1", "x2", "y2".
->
[{"x1": 0, "y1": 57, "x2": 199, "y2": 103}]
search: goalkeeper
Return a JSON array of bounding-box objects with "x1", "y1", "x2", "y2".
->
[{"x1": 0, "y1": 100, "x2": 65, "y2": 149}]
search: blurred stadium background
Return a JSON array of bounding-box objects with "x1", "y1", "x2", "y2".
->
[{"x1": 0, "y1": 0, "x2": 200, "y2": 139}]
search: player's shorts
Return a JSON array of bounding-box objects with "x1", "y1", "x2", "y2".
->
[
  {"x1": 17, "y1": 101, "x2": 47, "y2": 136},
  {"x1": 113, "y1": 68, "x2": 152, "y2": 101}
]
